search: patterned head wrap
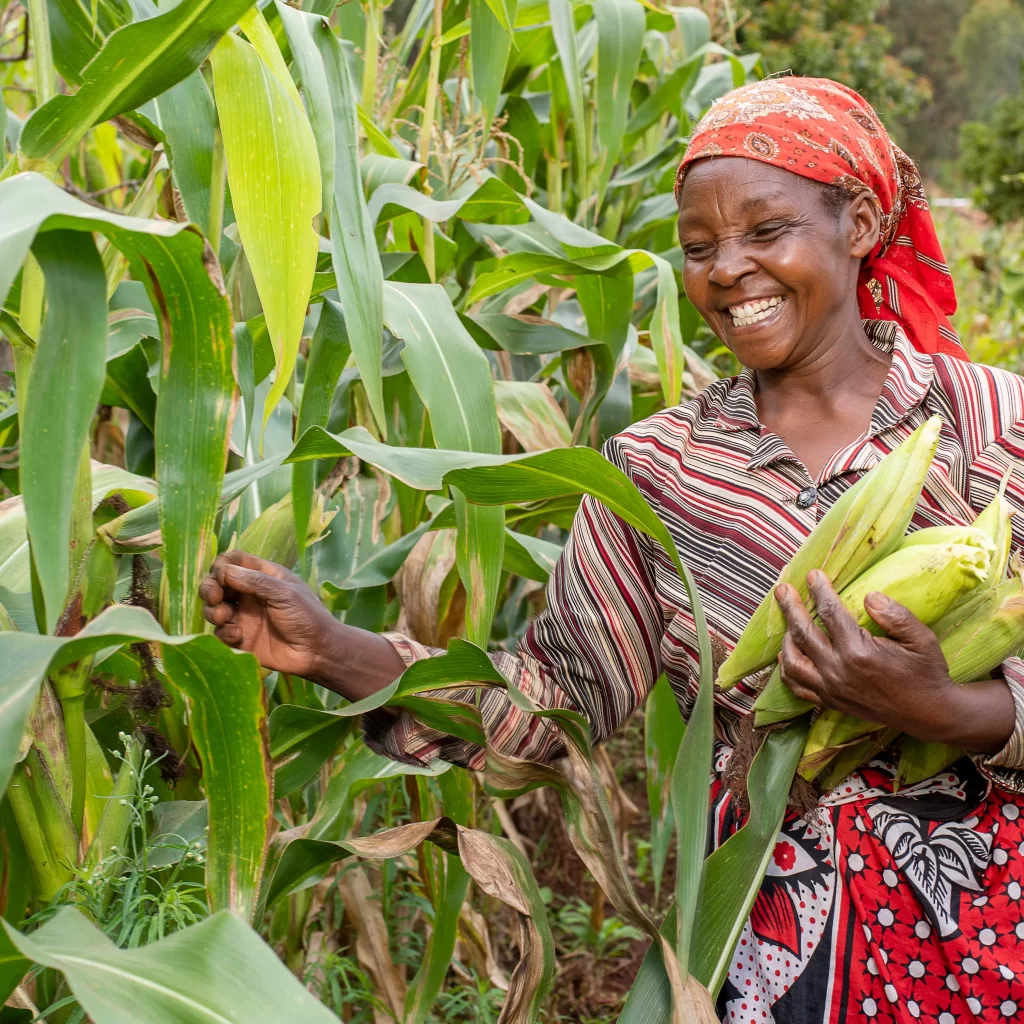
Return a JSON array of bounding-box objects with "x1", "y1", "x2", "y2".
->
[{"x1": 675, "y1": 77, "x2": 965, "y2": 360}]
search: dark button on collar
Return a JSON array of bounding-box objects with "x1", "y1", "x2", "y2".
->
[{"x1": 796, "y1": 486, "x2": 818, "y2": 509}]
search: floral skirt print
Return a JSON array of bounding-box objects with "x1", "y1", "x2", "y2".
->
[
  {"x1": 367, "y1": 327, "x2": 1024, "y2": 1024},
  {"x1": 713, "y1": 750, "x2": 1024, "y2": 1023}
]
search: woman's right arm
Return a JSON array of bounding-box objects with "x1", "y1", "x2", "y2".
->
[{"x1": 200, "y1": 444, "x2": 668, "y2": 769}]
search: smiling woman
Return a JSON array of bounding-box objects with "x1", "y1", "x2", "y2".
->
[{"x1": 203, "y1": 77, "x2": 1024, "y2": 1024}]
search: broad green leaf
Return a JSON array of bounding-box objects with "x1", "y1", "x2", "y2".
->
[
  {"x1": 383, "y1": 282, "x2": 504, "y2": 645},
  {"x1": 670, "y1": 640, "x2": 713, "y2": 978},
  {"x1": 210, "y1": 27, "x2": 320, "y2": 435},
  {"x1": 21, "y1": 231, "x2": 107, "y2": 632},
  {"x1": 644, "y1": 675, "x2": 685, "y2": 904},
  {"x1": 549, "y1": 0, "x2": 588, "y2": 211},
  {"x1": 470, "y1": 0, "x2": 516, "y2": 127},
  {"x1": 19, "y1": 0, "x2": 257, "y2": 171},
  {"x1": 503, "y1": 528, "x2": 562, "y2": 581},
  {"x1": 3, "y1": 908, "x2": 339, "y2": 1023},
  {"x1": 622, "y1": 723, "x2": 807, "y2": 1017},
  {"x1": 278, "y1": 8, "x2": 386, "y2": 436},
  {"x1": 270, "y1": 704, "x2": 353, "y2": 797},
  {"x1": 47, "y1": 0, "x2": 130, "y2": 84},
  {"x1": 0, "y1": 173, "x2": 233, "y2": 636},
  {"x1": 150, "y1": 71, "x2": 217, "y2": 235},
  {"x1": 0, "y1": 920, "x2": 27, "y2": 1006},
  {"x1": 593, "y1": 0, "x2": 644, "y2": 198},
  {"x1": 493, "y1": 380, "x2": 571, "y2": 450},
  {"x1": 691, "y1": 720, "x2": 806, "y2": 995},
  {"x1": 291, "y1": 298, "x2": 350, "y2": 565},
  {"x1": 148, "y1": 799, "x2": 209, "y2": 869},
  {"x1": 153, "y1": 638, "x2": 271, "y2": 921}
]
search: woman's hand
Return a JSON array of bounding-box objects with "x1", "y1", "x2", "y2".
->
[
  {"x1": 198, "y1": 550, "x2": 339, "y2": 680},
  {"x1": 775, "y1": 569, "x2": 1016, "y2": 754},
  {"x1": 198, "y1": 550, "x2": 407, "y2": 700}
]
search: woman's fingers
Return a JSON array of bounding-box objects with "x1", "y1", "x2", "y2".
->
[
  {"x1": 202, "y1": 601, "x2": 234, "y2": 627},
  {"x1": 806, "y1": 570, "x2": 860, "y2": 649},
  {"x1": 214, "y1": 623, "x2": 243, "y2": 646},
  {"x1": 778, "y1": 632, "x2": 824, "y2": 703},
  {"x1": 218, "y1": 563, "x2": 288, "y2": 601},
  {"x1": 216, "y1": 548, "x2": 299, "y2": 583},
  {"x1": 198, "y1": 575, "x2": 224, "y2": 606},
  {"x1": 775, "y1": 582, "x2": 833, "y2": 663}
]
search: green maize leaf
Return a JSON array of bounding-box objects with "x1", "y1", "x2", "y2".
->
[
  {"x1": 21, "y1": 231, "x2": 107, "y2": 632},
  {"x1": 368, "y1": 176, "x2": 525, "y2": 227},
  {"x1": 610, "y1": 137, "x2": 687, "y2": 189},
  {"x1": 494, "y1": 380, "x2": 572, "y2": 450},
  {"x1": 210, "y1": 25, "x2": 320, "y2": 437},
  {"x1": 465, "y1": 311, "x2": 598, "y2": 353},
  {"x1": 361, "y1": 153, "x2": 423, "y2": 191},
  {"x1": 3, "y1": 908, "x2": 339, "y2": 1023},
  {"x1": 292, "y1": 298, "x2": 351, "y2": 565},
  {"x1": 503, "y1": 528, "x2": 562, "y2": 581},
  {"x1": 405, "y1": 768, "x2": 473, "y2": 1024},
  {"x1": 621, "y1": 724, "x2": 806, "y2": 1018},
  {"x1": 645, "y1": 675, "x2": 685, "y2": 904},
  {"x1": 384, "y1": 281, "x2": 504, "y2": 645},
  {"x1": 0, "y1": 174, "x2": 232, "y2": 636},
  {"x1": 149, "y1": 70, "x2": 217, "y2": 236},
  {"x1": 691, "y1": 720, "x2": 807, "y2": 994},
  {"x1": 549, "y1": 0, "x2": 588, "y2": 212},
  {"x1": 470, "y1": 0, "x2": 516, "y2": 127},
  {"x1": 0, "y1": 608, "x2": 269, "y2": 917},
  {"x1": 670, "y1": 597, "x2": 714, "y2": 977},
  {"x1": 286, "y1": 426, "x2": 690, "y2": 581},
  {"x1": 154, "y1": 638, "x2": 271, "y2": 922},
  {"x1": 624, "y1": 47, "x2": 713, "y2": 140},
  {"x1": 19, "y1": 0, "x2": 257, "y2": 171},
  {"x1": 279, "y1": 8, "x2": 386, "y2": 436},
  {"x1": 593, "y1": 0, "x2": 644, "y2": 199},
  {"x1": 0, "y1": 920, "x2": 27, "y2": 1006},
  {"x1": 270, "y1": 704, "x2": 353, "y2": 797},
  {"x1": 47, "y1": 0, "x2": 130, "y2": 85}
]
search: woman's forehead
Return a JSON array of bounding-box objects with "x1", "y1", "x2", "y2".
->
[{"x1": 678, "y1": 159, "x2": 816, "y2": 225}]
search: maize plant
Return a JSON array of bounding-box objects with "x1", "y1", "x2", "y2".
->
[{"x1": 0, "y1": 1, "x2": 791, "y2": 1021}]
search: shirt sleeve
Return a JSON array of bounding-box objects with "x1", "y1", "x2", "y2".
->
[
  {"x1": 968, "y1": 419, "x2": 1024, "y2": 787},
  {"x1": 362, "y1": 439, "x2": 667, "y2": 770}
]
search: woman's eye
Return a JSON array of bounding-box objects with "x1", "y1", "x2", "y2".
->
[
  {"x1": 752, "y1": 222, "x2": 787, "y2": 239},
  {"x1": 683, "y1": 242, "x2": 714, "y2": 260}
]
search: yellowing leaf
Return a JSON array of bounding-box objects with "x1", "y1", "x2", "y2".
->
[{"x1": 210, "y1": 29, "x2": 320, "y2": 438}]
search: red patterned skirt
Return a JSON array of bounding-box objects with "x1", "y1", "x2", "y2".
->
[{"x1": 713, "y1": 750, "x2": 1024, "y2": 1023}]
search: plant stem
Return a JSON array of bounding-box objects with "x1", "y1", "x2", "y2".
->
[
  {"x1": 208, "y1": 128, "x2": 227, "y2": 257},
  {"x1": 361, "y1": 0, "x2": 379, "y2": 113},
  {"x1": 26, "y1": 0, "x2": 56, "y2": 105},
  {"x1": 418, "y1": 0, "x2": 444, "y2": 281}
]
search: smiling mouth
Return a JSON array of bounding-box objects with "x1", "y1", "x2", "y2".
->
[{"x1": 728, "y1": 296, "x2": 784, "y2": 328}]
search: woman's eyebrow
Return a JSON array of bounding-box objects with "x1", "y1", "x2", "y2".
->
[{"x1": 739, "y1": 190, "x2": 793, "y2": 212}]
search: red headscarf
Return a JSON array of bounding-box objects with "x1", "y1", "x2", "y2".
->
[{"x1": 675, "y1": 77, "x2": 966, "y2": 360}]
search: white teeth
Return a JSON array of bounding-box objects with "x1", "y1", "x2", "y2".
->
[{"x1": 729, "y1": 296, "x2": 783, "y2": 327}]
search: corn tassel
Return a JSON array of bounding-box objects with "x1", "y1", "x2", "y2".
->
[
  {"x1": 753, "y1": 539, "x2": 991, "y2": 727},
  {"x1": 718, "y1": 416, "x2": 942, "y2": 688}
]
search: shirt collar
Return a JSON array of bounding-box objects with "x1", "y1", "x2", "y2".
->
[{"x1": 714, "y1": 321, "x2": 935, "y2": 472}]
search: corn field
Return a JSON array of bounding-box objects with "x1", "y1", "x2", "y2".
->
[{"x1": 0, "y1": 1, "x2": 771, "y2": 1020}]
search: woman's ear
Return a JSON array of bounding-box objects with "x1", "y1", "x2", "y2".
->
[{"x1": 848, "y1": 191, "x2": 882, "y2": 259}]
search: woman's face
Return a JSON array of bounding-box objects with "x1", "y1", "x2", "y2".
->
[{"x1": 677, "y1": 158, "x2": 880, "y2": 372}]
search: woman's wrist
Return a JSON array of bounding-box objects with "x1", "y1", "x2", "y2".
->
[
  {"x1": 924, "y1": 677, "x2": 1016, "y2": 755},
  {"x1": 308, "y1": 618, "x2": 407, "y2": 701}
]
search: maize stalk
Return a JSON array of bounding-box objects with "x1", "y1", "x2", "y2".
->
[
  {"x1": 718, "y1": 416, "x2": 942, "y2": 688},
  {"x1": 753, "y1": 539, "x2": 992, "y2": 727}
]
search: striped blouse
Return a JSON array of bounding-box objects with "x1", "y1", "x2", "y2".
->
[{"x1": 365, "y1": 321, "x2": 1024, "y2": 794}]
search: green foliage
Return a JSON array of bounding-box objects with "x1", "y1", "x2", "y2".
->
[
  {"x1": 960, "y1": 76, "x2": 1024, "y2": 224},
  {"x1": 737, "y1": 0, "x2": 930, "y2": 124}
]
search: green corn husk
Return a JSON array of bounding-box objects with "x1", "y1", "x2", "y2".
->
[
  {"x1": 753, "y1": 538, "x2": 992, "y2": 728},
  {"x1": 718, "y1": 416, "x2": 942, "y2": 689},
  {"x1": 811, "y1": 559, "x2": 1024, "y2": 786}
]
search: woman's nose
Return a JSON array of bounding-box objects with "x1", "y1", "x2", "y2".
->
[{"x1": 707, "y1": 241, "x2": 756, "y2": 288}]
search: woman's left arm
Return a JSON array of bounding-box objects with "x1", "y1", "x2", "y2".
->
[{"x1": 776, "y1": 572, "x2": 1017, "y2": 755}]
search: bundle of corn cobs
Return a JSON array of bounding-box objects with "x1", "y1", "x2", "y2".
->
[{"x1": 717, "y1": 415, "x2": 1024, "y2": 791}]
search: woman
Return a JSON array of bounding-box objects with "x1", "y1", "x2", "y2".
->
[{"x1": 200, "y1": 78, "x2": 1024, "y2": 1022}]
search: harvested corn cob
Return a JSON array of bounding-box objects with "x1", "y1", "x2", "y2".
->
[
  {"x1": 753, "y1": 538, "x2": 992, "y2": 727},
  {"x1": 718, "y1": 416, "x2": 942, "y2": 689}
]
